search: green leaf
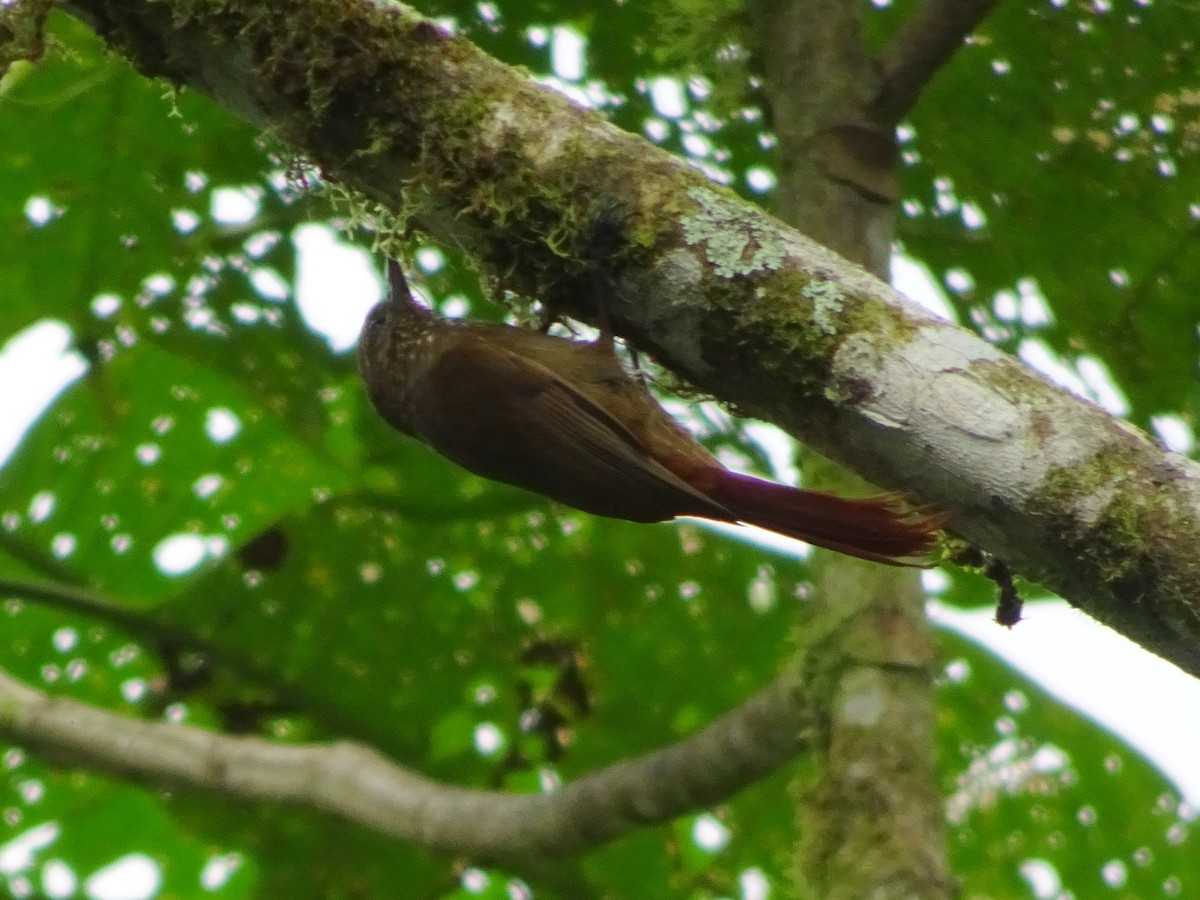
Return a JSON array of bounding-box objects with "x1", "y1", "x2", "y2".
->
[{"x1": 899, "y1": 0, "x2": 1200, "y2": 424}]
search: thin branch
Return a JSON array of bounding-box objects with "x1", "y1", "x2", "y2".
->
[
  {"x1": 871, "y1": 0, "x2": 1002, "y2": 126},
  {"x1": 0, "y1": 665, "x2": 812, "y2": 862},
  {"x1": 0, "y1": 576, "x2": 193, "y2": 649}
]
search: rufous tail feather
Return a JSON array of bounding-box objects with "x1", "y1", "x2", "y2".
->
[{"x1": 705, "y1": 470, "x2": 948, "y2": 566}]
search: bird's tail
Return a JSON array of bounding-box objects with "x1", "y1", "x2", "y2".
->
[{"x1": 704, "y1": 470, "x2": 949, "y2": 566}]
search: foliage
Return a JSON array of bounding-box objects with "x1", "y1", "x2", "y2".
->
[{"x1": 0, "y1": 2, "x2": 1195, "y2": 897}]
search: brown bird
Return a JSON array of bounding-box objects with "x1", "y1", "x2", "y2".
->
[{"x1": 360, "y1": 261, "x2": 946, "y2": 565}]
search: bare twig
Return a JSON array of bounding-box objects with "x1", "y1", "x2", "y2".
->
[
  {"x1": 0, "y1": 576, "x2": 193, "y2": 648},
  {"x1": 872, "y1": 0, "x2": 1002, "y2": 126}
]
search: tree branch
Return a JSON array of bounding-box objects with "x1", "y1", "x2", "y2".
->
[
  {"x1": 871, "y1": 0, "x2": 1002, "y2": 126},
  {"x1": 0, "y1": 664, "x2": 811, "y2": 862},
  {"x1": 0, "y1": 576, "x2": 195, "y2": 649},
  {"x1": 47, "y1": 0, "x2": 1200, "y2": 675}
]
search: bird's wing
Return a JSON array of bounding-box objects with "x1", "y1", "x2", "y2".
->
[{"x1": 416, "y1": 337, "x2": 730, "y2": 522}]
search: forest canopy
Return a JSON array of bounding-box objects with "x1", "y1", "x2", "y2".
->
[{"x1": 0, "y1": 0, "x2": 1198, "y2": 897}]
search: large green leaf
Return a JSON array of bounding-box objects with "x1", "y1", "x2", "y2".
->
[
  {"x1": 0, "y1": 13, "x2": 277, "y2": 338},
  {"x1": 899, "y1": 0, "x2": 1200, "y2": 425},
  {"x1": 939, "y1": 629, "x2": 1193, "y2": 897}
]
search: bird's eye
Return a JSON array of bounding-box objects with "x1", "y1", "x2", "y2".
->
[{"x1": 361, "y1": 303, "x2": 389, "y2": 341}]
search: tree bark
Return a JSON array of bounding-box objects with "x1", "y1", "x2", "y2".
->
[{"x1": 756, "y1": 0, "x2": 950, "y2": 892}]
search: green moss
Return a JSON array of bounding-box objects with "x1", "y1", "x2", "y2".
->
[
  {"x1": 1040, "y1": 443, "x2": 1143, "y2": 503},
  {"x1": 170, "y1": 1, "x2": 654, "y2": 307},
  {"x1": 405, "y1": 90, "x2": 669, "y2": 304},
  {"x1": 681, "y1": 185, "x2": 788, "y2": 278},
  {"x1": 80, "y1": 0, "x2": 696, "y2": 317},
  {"x1": 973, "y1": 357, "x2": 1050, "y2": 403},
  {"x1": 1037, "y1": 443, "x2": 1158, "y2": 589},
  {"x1": 0, "y1": 0, "x2": 52, "y2": 73},
  {"x1": 801, "y1": 280, "x2": 847, "y2": 336},
  {"x1": 699, "y1": 257, "x2": 925, "y2": 410},
  {"x1": 694, "y1": 266, "x2": 857, "y2": 408}
]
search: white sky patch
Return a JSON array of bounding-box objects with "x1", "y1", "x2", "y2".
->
[
  {"x1": 1077, "y1": 355, "x2": 1130, "y2": 416},
  {"x1": 682, "y1": 132, "x2": 712, "y2": 158},
  {"x1": 921, "y1": 568, "x2": 950, "y2": 594},
  {"x1": 25, "y1": 196, "x2": 57, "y2": 226},
  {"x1": 0, "y1": 321, "x2": 87, "y2": 468},
  {"x1": 1017, "y1": 277, "x2": 1054, "y2": 326},
  {"x1": 28, "y1": 490, "x2": 55, "y2": 523},
  {"x1": 476, "y1": 2, "x2": 500, "y2": 25},
  {"x1": 1019, "y1": 858, "x2": 1062, "y2": 898},
  {"x1": 244, "y1": 230, "x2": 278, "y2": 259},
  {"x1": 84, "y1": 853, "x2": 162, "y2": 900},
  {"x1": 415, "y1": 246, "x2": 445, "y2": 273},
  {"x1": 690, "y1": 518, "x2": 812, "y2": 561},
  {"x1": 41, "y1": 859, "x2": 77, "y2": 899},
  {"x1": 1018, "y1": 341, "x2": 1130, "y2": 414},
  {"x1": 120, "y1": 678, "x2": 147, "y2": 703},
  {"x1": 994, "y1": 290, "x2": 1018, "y2": 321},
  {"x1": 961, "y1": 201, "x2": 987, "y2": 230},
  {"x1": 461, "y1": 868, "x2": 489, "y2": 892},
  {"x1": 551, "y1": 26, "x2": 585, "y2": 81},
  {"x1": 473, "y1": 722, "x2": 505, "y2": 756},
  {"x1": 200, "y1": 854, "x2": 243, "y2": 891},
  {"x1": 153, "y1": 533, "x2": 210, "y2": 576},
  {"x1": 1152, "y1": 415, "x2": 1194, "y2": 453},
  {"x1": 170, "y1": 208, "x2": 200, "y2": 235},
  {"x1": 0, "y1": 822, "x2": 59, "y2": 875},
  {"x1": 692, "y1": 814, "x2": 730, "y2": 851},
  {"x1": 441, "y1": 295, "x2": 470, "y2": 318},
  {"x1": 944, "y1": 267, "x2": 974, "y2": 296},
  {"x1": 51, "y1": 533, "x2": 76, "y2": 559},
  {"x1": 740, "y1": 421, "x2": 800, "y2": 486},
  {"x1": 891, "y1": 254, "x2": 957, "y2": 322},
  {"x1": 649, "y1": 77, "x2": 687, "y2": 118},
  {"x1": 745, "y1": 166, "x2": 776, "y2": 193},
  {"x1": 293, "y1": 223, "x2": 382, "y2": 352},
  {"x1": 205, "y1": 407, "x2": 241, "y2": 444},
  {"x1": 193, "y1": 473, "x2": 224, "y2": 499},
  {"x1": 532, "y1": 76, "x2": 611, "y2": 110},
  {"x1": 931, "y1": 599, "x2": 1200, "y2": 806},
  {"x1": 210, "y1": 186, "x2": 260, "y2": 226},
  {"x1": 184, "y1": 171, "x2": 209, "y2": 193},
  {"x1": 134, "y1": 443, "x2": 160, "y2": 465},
  {"x1": 52, "y1": 627, "x2": 78, "y2": 653},
  {"x1": 739, "y1": 867, "x2": 770, "y2": 900},
  {"x1": 92, "y1": 294, "x2": 121, "y2": 319},
  {"x1": 644, "y1": 118, "x2": 669, "y2": 142},
  {"x1": 1020, "y1": 294, "x2": 1052, "y2": 327},
  {"x1": 250, "y1": 267, "x2": 290, "y2": 301},
  {"x1": 1018, "y1": 339, "x2": 1088, "y2": 397},
  {"x1": 141, "y1": 273, "x2": 173, "y2": 299}
]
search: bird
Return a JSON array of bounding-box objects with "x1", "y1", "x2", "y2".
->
[{"x1": 359, "y1": 260, "x2": 948, "y2": 565}]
